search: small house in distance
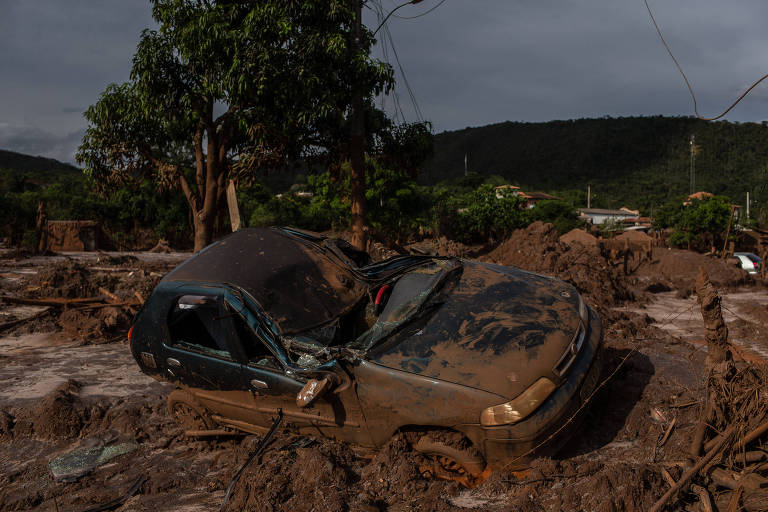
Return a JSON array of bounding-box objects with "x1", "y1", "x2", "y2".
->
[
  {"x1": 519, "y1": 191, "x2": 562, "y2": 209},
  {"x1": 578, "y1": 207, "x2": 639, "y2": 225},
  {"x1": 494, "y1": 185, "x2": 520, "y2": 199}
]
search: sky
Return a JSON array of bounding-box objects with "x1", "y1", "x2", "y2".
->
[{"x1": 1, "y1": 0, "x2": 768, "y2": 164}]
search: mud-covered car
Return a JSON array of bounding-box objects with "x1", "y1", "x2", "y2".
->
[{"x1": 129, "y1": 227, "x2": 602, "y2": 477}]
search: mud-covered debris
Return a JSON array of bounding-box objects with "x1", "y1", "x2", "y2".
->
[{"x1": 49, "y1": 438, "x2": 138, "y2": 481}]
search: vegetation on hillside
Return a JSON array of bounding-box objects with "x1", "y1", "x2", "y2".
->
[{"x1": 425, "y1": 116, "x2": 768, "y2": 221}]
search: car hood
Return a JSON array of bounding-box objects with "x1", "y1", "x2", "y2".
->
[{"x1": 369, "y1": 261, "x2": 582, "y2": 399}]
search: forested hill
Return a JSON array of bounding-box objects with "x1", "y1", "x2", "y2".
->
[
  {"x1": 423, "y1": 116, "x2": 768, "y2": 211},
  {"x1": 0, "y1": 149, "x2": 79, "y2": 175}
]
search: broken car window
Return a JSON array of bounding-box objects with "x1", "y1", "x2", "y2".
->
[
  {"x1": 350, "y1": 260, "x2": 460, "y2": 352},
  {"x1": 232, "y1": 313, "x2": 280, "y2": 370},
  {"x1": 167, "y1": 294, "x2": 233, "y2": 359}
]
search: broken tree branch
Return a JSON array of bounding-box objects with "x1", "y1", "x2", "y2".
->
[
  {"x1": 649, "y1": 425, "x2": 735, "y2": 512},
  {"x1": 0, "y1": 307, "x2": 51, "y2": 334}
]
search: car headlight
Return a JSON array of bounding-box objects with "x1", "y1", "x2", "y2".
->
[{"x1": 480, "y1": 377, "x2": 557, "y2": 426}]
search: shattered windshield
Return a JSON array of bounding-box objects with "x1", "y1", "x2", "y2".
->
[{"x1": 349, "y1": 259, "x2": 461, "y2": 352}]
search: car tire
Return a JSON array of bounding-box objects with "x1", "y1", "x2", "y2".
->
[
  {"x1": 167, "y1": 389, "x2": 213, "y2": 432},
  {"x1": 413, "y1": 431, "x2": 487, "y2": 478}
]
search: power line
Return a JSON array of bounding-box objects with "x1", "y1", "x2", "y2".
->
[
  {"x1": 372, "y1": 0, "x2": 406, "y2": 123},
  {"x1": 371, "y1": 0, "x2": 423, "y2": 123},
  {"x1": 393, "y1": 0, "x2": 446, "y2": 20},
  {"x1": 643, "y1": 0, "x2": 768, "y2": 121},
  {"x1": 381, "y1": 21, "x2": 424, "y2": 122}
]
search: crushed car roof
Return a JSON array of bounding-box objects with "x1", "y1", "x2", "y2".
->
[{"x1": 162, "y1": 228, "x2": 366, "y2": 334}]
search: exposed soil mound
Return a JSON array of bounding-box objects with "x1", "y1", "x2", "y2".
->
[
  {"x1": 58, "y1": 306, "x2": 131, "y2": 343},
  {"x1": 559, "y1": 228, "x2": 598, "y2": 247},
  {"x1": 637, "y1": 248, "x2": 749, "y2": 296},
  {"x1": 482, "y1": 222, "x2": 632, "y2": 310},
  {"x1": 27, "y1": 261, "x2": 118, "y2": 299},
  {"x1": 225, "y1": 433, "x2": 360, "y2": 512},
  {"x1": 11, "y1": 380, "x2": 92, "y2": 440},
  {"x1": 616, "y1": 230, "x2": 653, "y2": 244}
]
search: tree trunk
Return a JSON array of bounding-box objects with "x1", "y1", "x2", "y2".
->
[
  {"x1": 349, "y1": 0, "x2": 368, "y2": 251},
  {"x1": 350, "y1": 139, "x2": 367, "y2": 251},
  {"x1": 695, "y1": 266, "x2": 730, "y2": 366},
  {"x1": 193, "y1": 210, "x2": 215, "y2": 253}
]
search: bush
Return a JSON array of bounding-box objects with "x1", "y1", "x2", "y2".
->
[{"x1": 433, "y1": 184, "x2": 529, "y2": 244}]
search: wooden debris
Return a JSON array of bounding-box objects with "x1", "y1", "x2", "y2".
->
[
  {"x1": 659, "y1": 416, "x2": 676, "y2": 447},
  {"x1": 691, "y1": 484, "x2": 714, "y2": 512},
  {"x1": 98, "y1": 287, "x2": 121, "y2": 303},
  {"x1": 649, "y1": 426, "x2": 735, "y2": 512},
  {"x1": 0, "y1": 307, "x2": 51, "y2": 334},
  {"x1": 660, "y1": 467, "x2": 676, "y2": 487},
  {"x1": 725, "y1": 485, "x2": 743, "y2": 512}
]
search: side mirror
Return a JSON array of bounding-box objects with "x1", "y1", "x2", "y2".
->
[{"x1": 296, "y1": 377, "x2": 331, "y2": 408}]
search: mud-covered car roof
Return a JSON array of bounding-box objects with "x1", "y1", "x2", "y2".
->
[{"x1": 162, "y1": 228, "x2": 366, "y2": 334}]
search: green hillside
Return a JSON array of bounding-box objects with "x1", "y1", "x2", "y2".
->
[
  {"x1": 0, "y1": 149, "x2": 80, "y2": 181},
  {"x1": 423, "y1": 116, "x2": 768, "y2": 213}
]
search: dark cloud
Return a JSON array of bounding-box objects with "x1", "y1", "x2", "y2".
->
[
  {"x1": 0, "y1": 124, "x2": 85, "y2": 164},
  {"x1": 1, "y1": 1, "x2": 767, "y2": 163}
]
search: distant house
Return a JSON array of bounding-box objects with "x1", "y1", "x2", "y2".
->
[
  {"x1": 683, "y1": 191, "x2": 740, "y2": 220},
  {"x1": 494, "y1": 185, "x2": 520, "y2": 199},
  {"x1": 519, "y1": 191, "x2": 562, "y2": 209},
  {"x1": 683, "y1": 191, "x2": 714, "y2": 205},
  {"x1": 578, "y1": 207, "x2": 639, "y2": 225}
]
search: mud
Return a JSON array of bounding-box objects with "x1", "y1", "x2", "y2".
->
[
  {"x1": 635, "y1": 247, "x2": 750, "y2": 297},
  {"x1": 1, "y1": 242, "x2": 767, "y2": 511},
  {"x1": 481, "y1": 222, "x2": 632, "y2": 312}
]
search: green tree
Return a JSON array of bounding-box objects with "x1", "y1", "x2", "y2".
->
[
  {"x1": 668, "y1": 196, "x2": 733, "y2": 250},
  {"x1": 529, "y1": 199, "x2": 582, "y2": 234},
  {"x1": 77, "y1": 0, "x2": 392, "y2": 251}
]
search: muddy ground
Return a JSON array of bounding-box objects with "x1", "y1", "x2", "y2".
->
[{"x1": 0, "y1": 228, "x2": 766, "y2": 512}]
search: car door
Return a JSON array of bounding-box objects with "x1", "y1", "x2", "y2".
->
[
  {"x1": 162, "y1": 288, "x2": 249, "y2": 422},
  {"x1": 224, "y1": 290, "x2": 372, "y2": 445}
]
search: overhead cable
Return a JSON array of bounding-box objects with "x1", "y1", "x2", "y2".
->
[
  {"x1": 393, "y1": 0, "x2": 446, "y2": 20},
  {"x1": 643, "y1": 0, "x2": 768, "y2": 121}
]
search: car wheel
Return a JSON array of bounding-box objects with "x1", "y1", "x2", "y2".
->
[
  {"x1": 412, "y1": 431, "x2": 488, "y2": 485},
  {"x1": 167, "y1": 389, "x2": 212, "y2": 432}
]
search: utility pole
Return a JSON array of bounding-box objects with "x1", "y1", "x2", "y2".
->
[
  {"x1": 464, "y1": 153, "x2": 467, "y2": 177},
  {"x1": 587, "y1": 185, "x2": 591, "y2": 209},
  {"x1": 746, "y1": 191, "x2": 750, "y2": 220},
  {"x1": 689, "y1": 134, "x2": 696, "y2": 194},
  {"x1": 349, "y1": 0, "x2": 367, "y2": 250}
]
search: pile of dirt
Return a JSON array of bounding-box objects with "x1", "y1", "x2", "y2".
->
[
  {"x1": 636, "y1": 248, "x2": 749, "y2": 296},
  {"x1": 9, "y1": 380, "x2": 92, "y2": 440},
  {"x1": 58, "y1": 307, "x2": 131, "y2": 343},
  {"x1": 559, "y1": 228, "x2": 598, "y2": 247},
  {"x1": 26, "y1": 261, "x2": 117, "y2": 298},
  {"x1": 9, "y1": 260, "x2": 168, "y2": 342},
  {"x1": 482, "y1": 222, "x2": 632, "y2": 310},
  {"x1": 615, "y1": 230, "x2": 653, "y2": 244}
]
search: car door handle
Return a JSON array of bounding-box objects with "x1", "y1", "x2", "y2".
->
[
  {"x1": 166, "y1": 358, "x2": 182, "y2": 368},
  {"x1": 250, "y1": 379, "x2": 269, "y2": 389}
]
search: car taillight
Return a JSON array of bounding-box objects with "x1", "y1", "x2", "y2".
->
[{"x1": 128, "y1": 325, "x2": 134, "y2": 347}]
